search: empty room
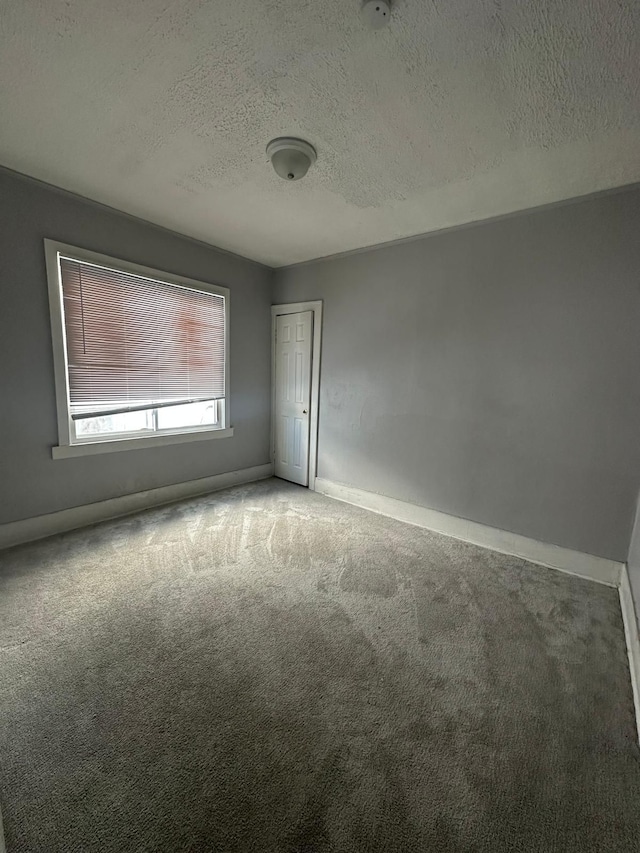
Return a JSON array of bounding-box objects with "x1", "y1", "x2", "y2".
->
[{"x1": 1, "y1": 1, "x2": 640, "y2": 850}]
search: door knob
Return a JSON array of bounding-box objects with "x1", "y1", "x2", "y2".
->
[{"x1": 303, "y1": 409, "x2": 308, "y2": 414}]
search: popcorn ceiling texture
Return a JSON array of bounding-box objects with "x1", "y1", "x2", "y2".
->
[{"x1": 0, "y1": 0, "x2": 639, "y2": 266}]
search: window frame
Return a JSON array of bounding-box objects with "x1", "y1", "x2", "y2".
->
[{"x1": 44, "y1": 239, "x2": 232, "y2": 459}]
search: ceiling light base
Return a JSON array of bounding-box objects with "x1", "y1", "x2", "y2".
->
[
  {"x1": 266, "y1": 137, "x2": 317, "y2": 182},
  {"x1": 362, "y1": 1, "x2": 390, "y2": 29}
]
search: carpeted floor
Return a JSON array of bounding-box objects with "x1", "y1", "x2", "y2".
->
[{"x1": 0, "y1": 478, "x2": 639, "y2": 852}]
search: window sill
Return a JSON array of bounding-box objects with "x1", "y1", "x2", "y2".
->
[{"x1": 52, "y1": 427, "x2": 234, "y2": 459}]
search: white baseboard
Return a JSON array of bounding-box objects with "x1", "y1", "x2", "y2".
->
[
  {"x1": 619, "y1": 565, "x2": 640, "y2": 744},
  {"x1": 315, "y1": 478, "x2": 623, "y2": 587},
  {"x1": 0, "y1": 463, "x2": 274, "y2": 551}
]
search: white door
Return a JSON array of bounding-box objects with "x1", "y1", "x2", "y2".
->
[{"x1": 274, "y1": 311, "x2": 313, "y2": 486}]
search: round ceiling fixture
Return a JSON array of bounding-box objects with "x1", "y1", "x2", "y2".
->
[
  {"x1": 266, "y1": 137, "x2": 317, "y2": 181},
  {"x1": 362, "y1": 0, "x2": 390, "y2": 29}
]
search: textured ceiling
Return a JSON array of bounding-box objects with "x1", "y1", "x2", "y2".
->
[{"x1": 1, "y1": 0, "x2": 639, "y2": 267}]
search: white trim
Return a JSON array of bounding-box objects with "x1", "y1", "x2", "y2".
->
[
  {"x1": 0, "y1": 464, "x2": 273, "y2": 551},
  {"x1": 271, "y1": 301, "x2": 322, "y2": 490},
  {"x1": 44, "y1": 238, "x2": 73, "y2": 447},
  {"x1": 52, "y1": 426, "x2": 234, "y2": 458},
  {"x1": 315, "y1": 478, "x2": 623, "y2": 587},
  {"x1": 43, "y1": 239, "x2": 232, "y2": 453},
  {"x1": 619, "y1": 565, "x2": 640, "y2": 744}
]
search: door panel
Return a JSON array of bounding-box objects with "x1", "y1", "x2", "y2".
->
[{"x1": 275, "y1": 311, "x2": 313, "y2": 486}]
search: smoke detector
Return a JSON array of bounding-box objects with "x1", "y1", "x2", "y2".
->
[
  {"x1": 266, "y1": 137, "x2": 317, "y2": 181},
  {"x1": 362, "y1": 1, "x2": 390, "y2": 29}
]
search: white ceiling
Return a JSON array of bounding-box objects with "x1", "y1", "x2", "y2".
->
[{"x1": 1, "y1": 0, "x2": 639, "y2": 267}]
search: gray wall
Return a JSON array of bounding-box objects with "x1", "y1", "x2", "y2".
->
[
  {"x1": 0, "y1": 169, "x2": 273, "y2": 525},
  {"x1": 275, "y1": 188, "x2": 640, "y2": 562}
]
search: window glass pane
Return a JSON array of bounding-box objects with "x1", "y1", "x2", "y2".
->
[
  {"x1": 156, "y1": 400, "x2": 219, "y2": 431},
  {"x1": 75, "y1": 409, "x2": 153, "y2": 437}
]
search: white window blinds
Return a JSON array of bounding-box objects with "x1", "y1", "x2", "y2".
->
[{"x1": 59, "y1": 258, "x2": 226, "y2": 419}]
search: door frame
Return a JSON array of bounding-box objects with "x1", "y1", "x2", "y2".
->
[{"x1": 271, "y1": 301, "x2": 323, "y2": 490}]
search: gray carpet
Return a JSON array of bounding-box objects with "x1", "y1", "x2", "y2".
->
[{"x1": 0, "y1": 479, "x2": 639, "y2": 852}]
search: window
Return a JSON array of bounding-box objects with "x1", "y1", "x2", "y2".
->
[{"x1": 45, "y1": 241, "x2": 232, "y2": 458}]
